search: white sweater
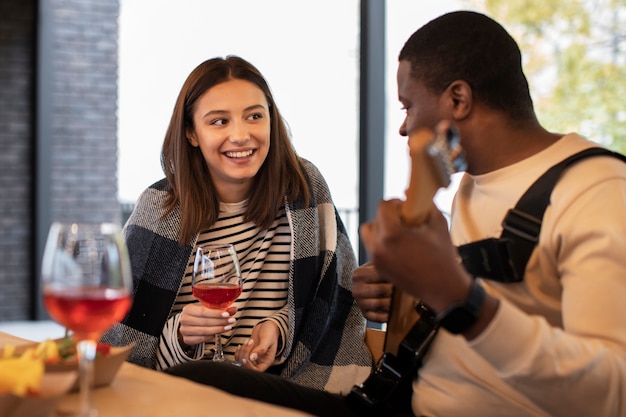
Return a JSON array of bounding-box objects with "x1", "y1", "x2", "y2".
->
[{"x1": 413, "y1": 134, "x2": 626, "y2": 417}]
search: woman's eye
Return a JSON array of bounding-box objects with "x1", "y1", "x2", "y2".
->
[
  {"x1": 248, "y1": 112, "x2": 263, "y2": 121},
  {"x1": 211, "y1": 118, "x2": 228, "y2": 126}
]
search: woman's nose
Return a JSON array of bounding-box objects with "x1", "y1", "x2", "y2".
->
[{"x1": 230, "y1": 121, "x2": 250, "y2": 143}]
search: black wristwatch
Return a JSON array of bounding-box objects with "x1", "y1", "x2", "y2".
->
[{"x1": 437, "y1": 280, "x2": 485, "y2": 334}]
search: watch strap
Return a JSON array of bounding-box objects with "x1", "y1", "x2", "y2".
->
[{"x1": 437, "y1": 280, "x2": 485, "y2": 334}]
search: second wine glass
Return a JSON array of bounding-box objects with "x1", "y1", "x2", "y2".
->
[
  {"x1": 191, "y1": 243, "x2": 242, "y2": 363},
  {"x1": 41, "y1": 222, "x2": 133, "y2": 417}
]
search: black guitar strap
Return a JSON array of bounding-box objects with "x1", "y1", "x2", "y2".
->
[
  {"x1": 347, "y1": 302, "x2": 438, "y2": 416},
  {"x1": 459, "y1": 147, "x2": 626, "y2": 283}
]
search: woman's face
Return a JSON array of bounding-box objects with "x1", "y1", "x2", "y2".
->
[{"x1": 187, "y1": 78, "x2": 271, "y2": 202}]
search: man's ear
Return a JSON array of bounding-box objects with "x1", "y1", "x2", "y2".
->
[
  {"x1": 446, "y1": 80, "x2": 472, "y2": 120},
  {"x1": 186, "y1": 128, "x2": 199, "y2": 147}
]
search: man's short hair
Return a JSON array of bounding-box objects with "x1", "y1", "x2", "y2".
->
[{"x1": 399, "y1": 11, "x2": 535, "y2": 122}]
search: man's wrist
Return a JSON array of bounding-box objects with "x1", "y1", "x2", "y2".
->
[
  {"x1": 462, "y1": 293, "x2": 499, "y2": 340},
  {"x1": 437, "y1": 279, "x2": 485, "y2": 335}
]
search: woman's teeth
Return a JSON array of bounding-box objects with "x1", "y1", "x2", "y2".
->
[{"x1": 226, "y1": 150, "x2": 253, "y2": 158}]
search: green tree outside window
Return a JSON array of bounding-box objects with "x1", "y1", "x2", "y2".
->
[{"x1": 467, "y1": 0, "x2": 625, "y2": 151}]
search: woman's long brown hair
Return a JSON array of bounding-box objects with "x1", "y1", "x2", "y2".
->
[{"x1": 161, "y1": 56, "x2": 310, "y2": 245}]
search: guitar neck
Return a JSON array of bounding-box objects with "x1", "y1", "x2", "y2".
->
[
  {"x1": 383, "y1": 125, "x2": 462, "y2": 356},
  {"x1": 384, "y1": 288, "x2": 422, "y2": 356},
  {"x1": 350, "y1": 125, "x2": 463, "y2": 411}
]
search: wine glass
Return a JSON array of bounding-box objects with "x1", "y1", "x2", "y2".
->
[
  {"x1": 191, "y1": 243, "x2": 242, "y2": 363},
  {"x1": 41, "y1": 222, "x2": 133, "y2": 417}
]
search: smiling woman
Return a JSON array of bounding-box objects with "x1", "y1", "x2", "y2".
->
[
  {"x1": 102, "y1": 55, "x2": 373, "y2": 395},
  {"x1": 158, "y1": 57, "x2": 312, "y2": 245}
]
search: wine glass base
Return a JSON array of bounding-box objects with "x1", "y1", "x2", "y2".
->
[{"x1": 211, "y1": 357, "x2": 241, "y2": 366}]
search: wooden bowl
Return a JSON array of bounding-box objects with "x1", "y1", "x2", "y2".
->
[
  {"x1": 46, "y1": 343, "x2": 134, "y2": 390},
  {"x1": 11, "y1": 340, "x2": 134, "y2": 390},
  {"x1": 0, "y1": 371, "x2": 76, "y2": 417}
]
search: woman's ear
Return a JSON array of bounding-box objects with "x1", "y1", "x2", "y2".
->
[
  {"x1": 186, "y1": 128, "x2": 199, "y2": 147},
  {"x1": 446, "y1": 80, "x2": 472, "y2": 120}
]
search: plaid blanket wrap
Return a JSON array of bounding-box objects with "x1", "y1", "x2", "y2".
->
[{"x1": 101, "y1": 158, "x2": 372, "y2": 394}]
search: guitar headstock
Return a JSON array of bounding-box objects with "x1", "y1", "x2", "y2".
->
[
  {"x1": 401, "y1": 122, "x2": 466, "y2": 226},
  {"x1": 426, "y1": 124, "x2": 466, "y2": 185}
]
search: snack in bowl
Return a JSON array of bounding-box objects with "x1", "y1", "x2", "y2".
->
[
  {"x1": 7, "y1": 337, "x2": 134, "y2": 390},
  {"x1": 0, "y1": 342, "x2": 77, "y2": 417},
  {"x1": 46, "y1": 337, "x2": 111, "y2": 364},
  {"x1": 0, "y1": 356, "x2": 44, "y2": 396}
]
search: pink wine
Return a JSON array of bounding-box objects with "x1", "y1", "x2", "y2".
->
[
  {"x1": 192, "y1": 283, "x2": 242, "y2": 309},
  {"x1": 43, "y1": 287, "x2": 132, "y2": 340}
]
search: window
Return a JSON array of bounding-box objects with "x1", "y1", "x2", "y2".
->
[
  {"x1": 117, "y1": 0, "x2": 361, "y2": 243},
  {"x1": 119, "y1": 0, "x2": 622, "y2": 249},
  {"x1": 385, "y1": 0, "x2": 469, "y2": 215}
]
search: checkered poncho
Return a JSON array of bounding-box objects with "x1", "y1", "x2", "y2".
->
[{"x1": 101, "y1": 158, "x2": 372, "y2": 394}]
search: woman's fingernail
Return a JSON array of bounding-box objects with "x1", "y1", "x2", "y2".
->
[
  {"x1": 224, "y1": 325, "x2": 232, "y2": 331},
  {"x1": 221, "y1": 311, "x2": 230, "y2": 317},
  {"x1": 246, "y1": 339, "x2": 254, "y2": 346},
  {"x1": 250, "y1": 353, "x2": 257, "y2": 361},
  {"x1": 241, "y1": 358, "x2": 247, "y2": 365},
  {"x1": 227, "y1": 317, "x2": 236, "y2": 324}
]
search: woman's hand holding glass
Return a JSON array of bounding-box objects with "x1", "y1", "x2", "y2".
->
[{"x1": 178, "y1": 303, "x2": 237, "y2": 351}]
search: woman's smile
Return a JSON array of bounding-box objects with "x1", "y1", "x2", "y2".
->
[{"x1": 225, "y1": 149, "x2": 255, "y2": 159}]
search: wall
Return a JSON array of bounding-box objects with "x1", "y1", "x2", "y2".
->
[
  {"x1": 0, "y1": 0, "x2": 36, "y2": 320},
  {"x1": 0, "y1": 0, "x2": 120, "y2": 320},
  {"x1": 43, "y1": 0, "x2": 120, "y2": 226}
]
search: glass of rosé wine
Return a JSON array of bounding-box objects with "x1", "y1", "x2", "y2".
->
[
  {"x1": 192, "y1": 243, "x2": 242, "y2": 363},
  {"x1": 41, "y1": 222, "x2": 133, "y2": 417}
]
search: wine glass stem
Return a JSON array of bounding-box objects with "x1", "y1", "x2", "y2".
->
[
  {"x1": 213, "y1": 333, "x2": 224, "y2": 362},
  {"x1": 77, "y1": 339, "x2": 98, "y2": 417}
]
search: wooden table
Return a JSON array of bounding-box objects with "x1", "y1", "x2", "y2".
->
[{"x1": 0, "y1": 331, "x2": 311, "y2": 417}]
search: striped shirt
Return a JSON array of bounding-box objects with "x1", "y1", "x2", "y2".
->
[{"x1": 156, "y1": 200, "x2": 290, "y2": 369}]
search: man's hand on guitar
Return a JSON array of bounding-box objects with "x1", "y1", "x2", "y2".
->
[
  {"x1": 352, "y1": 262, "x2": 393, "y2": 323},
  {"x1": 360, "y1": 199, "x2": 472, "y2": 315}
]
